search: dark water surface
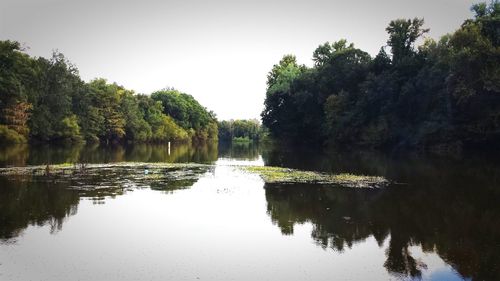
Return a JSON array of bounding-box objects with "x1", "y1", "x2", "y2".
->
[{"x1": 0, "y1": 142, "x2": 499, "y2": 281}]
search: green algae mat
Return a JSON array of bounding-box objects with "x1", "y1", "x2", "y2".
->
[
  {"x1": 243, "y1": 166, "x2": 388, "y2": 188},
  {"x1": 0, "y1": 163, "x2": 389, "y2": 189},
  {"x1": 0, "y1": 163, "x2": 212, "y2": 191}
]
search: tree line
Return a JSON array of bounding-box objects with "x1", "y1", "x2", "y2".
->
[
  {"x1": 218, "y1": 119, "x2": 263, "y2": 142},
  {"x1": 262, "y1": 1, "x2": 500, "y2": 152},
  {"x1": 0, "y1": 44, "x2": 218, "y2": 144}
]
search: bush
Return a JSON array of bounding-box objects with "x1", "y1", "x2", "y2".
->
[
  {"x1": 0, "y1": 125, "x2": 27, "y2": 143},
  {"x1": 60, "y1": 115, "x2": 83, "y2": 142}
]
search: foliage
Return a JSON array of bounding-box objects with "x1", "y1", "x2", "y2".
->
[
  {"x1": 261, "y1": 55, "x2": 306, "y2": 140},
  {"x1": 218, "y1": 119, "x2": 262, "y2": 142},
  {"x1": 151, "y1": 89, "x2": 218, "y2": 142},
  {"x1": 0, "y1": 41, "x2": 35, "y2": 142},
  {"x1": 60, "y1": 115, "x2": 82, "y2": 142},
  {"x1": 386, "y1": 18, "x2": 429, "y2": 64},
  {"x1": 261, "y1": 1, "x2": 500, "y2": 151},
  {"x1": 29, "y1": 53, "x2": 86, "y2": 141},
  {"x1": 0, "y1": 125, "x2": 26, "y2": 143},
  {"x1": 0, "y1": 45, "x2": 217, "y2": 144}
]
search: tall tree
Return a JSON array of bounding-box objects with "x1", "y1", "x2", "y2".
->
[{"x1": 386, "y1": 18, "x2": 429, "y2": 64}]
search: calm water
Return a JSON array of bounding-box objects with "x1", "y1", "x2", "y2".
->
[{"x1": 0, "y1": 142, "x2": 499, "y2": 281}]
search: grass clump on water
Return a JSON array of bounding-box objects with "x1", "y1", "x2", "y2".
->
[{"x1": 243, "y1": 166, "x2": 388, "y2": 188}]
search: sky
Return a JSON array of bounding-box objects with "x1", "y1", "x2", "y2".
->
[{"x1": 0, "y1": 0, "x2": 476, "y2": 120}]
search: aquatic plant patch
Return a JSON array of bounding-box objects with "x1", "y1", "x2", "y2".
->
[
  {"x1": 242, "y1": 166, "x2": 388, "y2": 188},
  {"x1": 0, "y1": 162, "x2": 212, "y2": 191}
]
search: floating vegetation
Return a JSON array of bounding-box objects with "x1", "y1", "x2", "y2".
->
[
  {"x1": 0, "y1": 162, "x2": 212, "y2": 191},
  {"x1": 242, "y1": 166, "x2": 388, "y2": 188},
  {"x1": 0, "y1": 162, "x2": 210, "y2": 176},
  {"x1": 0, "y1": 162, "x2": 389, "y2": 190}
]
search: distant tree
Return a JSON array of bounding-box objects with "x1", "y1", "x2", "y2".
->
[{"x1": 218, "y1": 119, "x2": 261, "y2": 142}]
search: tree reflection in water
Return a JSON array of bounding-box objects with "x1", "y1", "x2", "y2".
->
[
  {"x1": 0, "y1": 142, "x2": 219, "y2": 243},
  {"x1": 218, "y1": 141, "x2": 260, "y2": 160},
  {"x1": 265, "y1": 176, "x2": 500, "y2": 280},
  {"x1": 0, "y1": 177, "x2": 80, "y2": 240},
  {"x1": 261, "y1": 139, "x2": 500, "y2": 280},
  {"x1": 1, "y1": 142, "x2": 499, "y2": 280},
  {"x1": 0, "y1": 142, "x2": 218, "y2": 167},
  {"x1": 0, "y1": 166, "x2": 209, "y2": 242}
]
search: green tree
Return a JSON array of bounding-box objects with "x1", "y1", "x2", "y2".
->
[
  {"x1": 152, "y1": 88, "x2": 217, "y2": 142},
  {"x1": 119, "y1": 90, "x2": 152, "y2": 142},
  {"x1": 386, "y1": 18, "x2": 429, "y2": 64},
  {"x1": 262, "y1": 2, "x2": 500, "y2": 151},
  {"x1": 0, "y1": 40, "x2": 217, "y2": 144},
  {"x1": 0, "y1": 41, "x2": 36, "y2": 142},
  {"x1": 261, "y1": 55, "x2": 304, "y2": 139},
  {"x1": 29, "y1": 52, "x2": 85, "y2": 141},
  {"x1": 218, "y1": 119, "x2": 261, "y2": 142},
  {"x1": 87, "y1": 79, "x2": 126, "y2": 142}
]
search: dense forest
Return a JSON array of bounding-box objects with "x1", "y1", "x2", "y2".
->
[
  {"x1": 262, "y1": 1, "x2": 500, "y2": 152},
  {"x1": 218, "y1": 119, "x2": 263, "y2": 142},
  {"x1": 0, "y1": 45, "x2": 217, "y2": 144},
  {"x1": 2, "y1": 1, "x2": 498, "y2": 151}
]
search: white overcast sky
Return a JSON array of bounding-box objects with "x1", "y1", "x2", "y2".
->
[{"x1": 0, "y1": 0, "x2": 476, "y2": 120}]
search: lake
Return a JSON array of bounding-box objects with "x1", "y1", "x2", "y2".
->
[{"x1": 0, "y1": 142, "x2": 499, "y2": 281}]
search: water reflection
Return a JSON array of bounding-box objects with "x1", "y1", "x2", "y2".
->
[
  {"x1": 0, "y1": 142, "x2": 220, "y2": 242},
  {"x1": 0, "y1": 144, "x2": 30, "y2": 166},
  {"x1": 218, "y1": 141, "x2": 260, "y2": 160},
  {"x1": 0, "y1": 177, "x2": 80, "y2": 240},
  {"x1": 0, "y1": 142, "x2": 218, "y2": 167},
  {"x1": 149, "y1": 166, "x2": 213, "y2": 193},
  {"x1": 261, "y1": 145, "x2": 500, "y2": 280},
  {"x1": 0, "y1": 165, "x2": 211, "y2": 241},
  {"x1": 265, "y1": 178, "x2": 500, "y2": 280},
  {"x1": 0, "y1": 142, "x2": 499, "y2": 280}
]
